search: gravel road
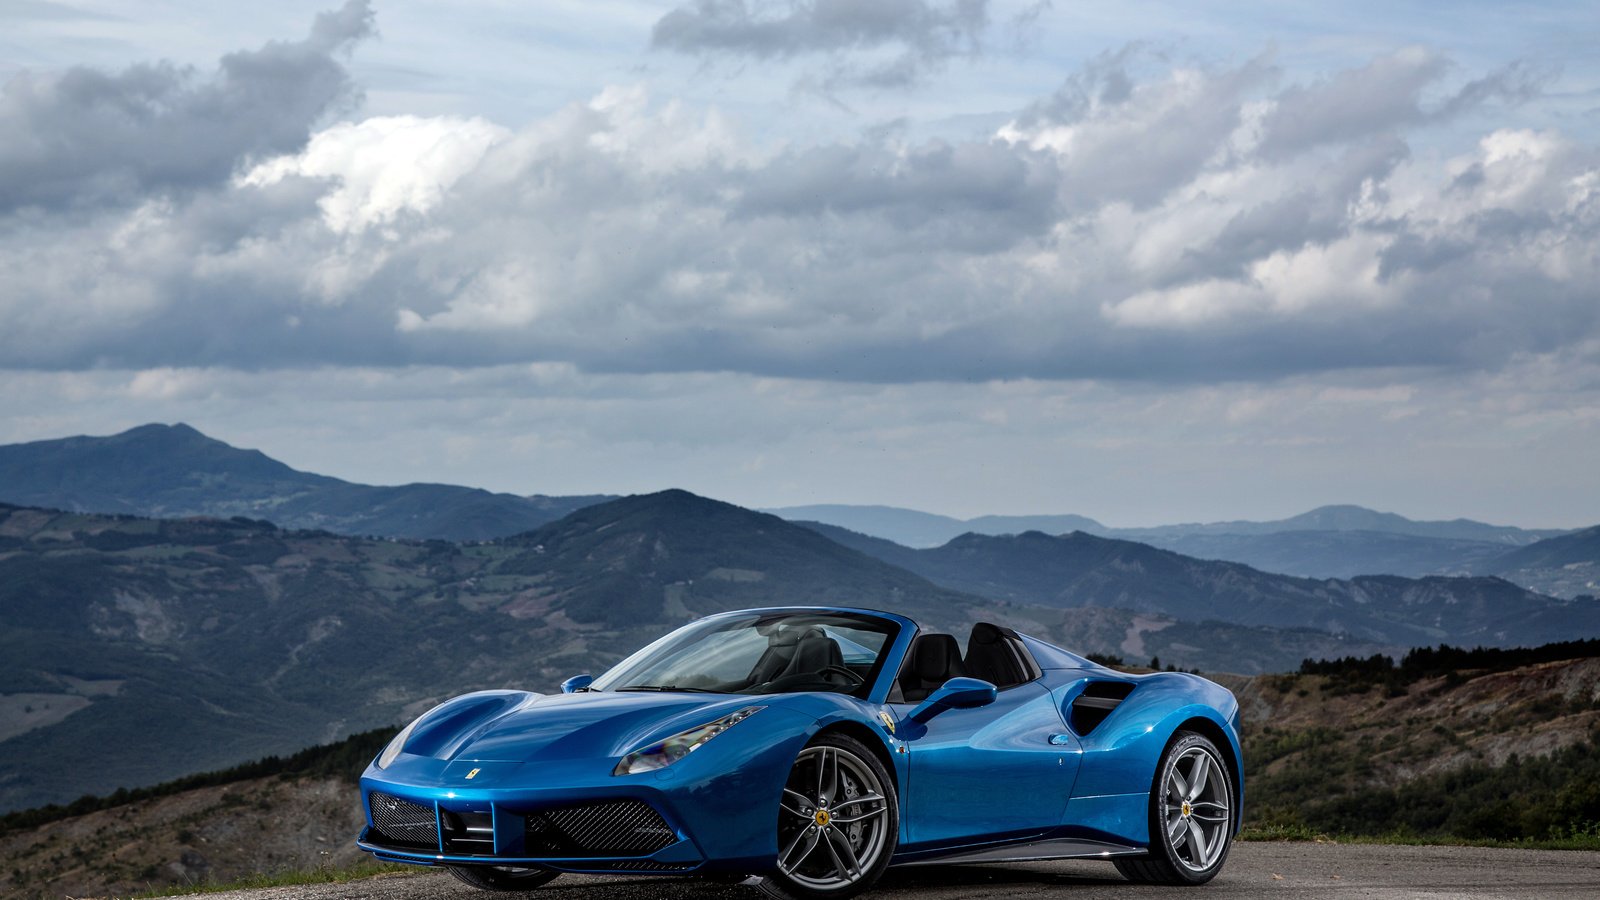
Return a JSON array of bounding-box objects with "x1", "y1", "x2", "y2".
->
[{"x1": 201, "y1": 843, "x2": 1600, "y2": 900}]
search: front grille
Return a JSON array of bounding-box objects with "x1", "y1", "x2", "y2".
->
[
  {"x1": 525, "y1": 801, "x2": 676, "y2": 857},
  {"x1": 442, "y1": 809, "x2": 495, "y2": 855},
  {"x1": 370, "y1": 792, "x2": 438, "y2": 849}
]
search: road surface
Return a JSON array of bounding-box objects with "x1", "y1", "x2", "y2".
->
[{"x1": 206, "y1": 842, "x2": 1600, "y2": 900}]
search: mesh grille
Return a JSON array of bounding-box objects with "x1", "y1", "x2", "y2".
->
[
  {"x1": 588, "y1": 859, "x2": 694, "y2": 871},
  {"x1": 526, "y1": 801, "x2": 675, "y2": 856},
  {"x1": 369, "y1": 792, "x2": 438, "y2": 849}
]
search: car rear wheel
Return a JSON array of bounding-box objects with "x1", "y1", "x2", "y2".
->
[
  {"x1": 447, "y1": 865, "x2": 560, "y2": 891},
  {"x1": 1115, "y1": 731, "x2": 1235, "y2": 885},
  {"x1": 756, "y1": 733, "x2": 898, "y2": 899}
]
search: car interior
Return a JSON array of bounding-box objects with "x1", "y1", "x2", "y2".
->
[{"x1": 895, "y1": 622, "x2": 1040, "y2": 702}]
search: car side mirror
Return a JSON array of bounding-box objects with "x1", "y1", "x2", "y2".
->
[
  {"x1": 908, "y1": 676, "x2": 997, "y2": 723},
  {"x1": 561, "y1": 673, "x2": 593, "y2": 693}
]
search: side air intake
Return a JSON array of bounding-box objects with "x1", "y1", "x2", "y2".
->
[{"x1": 1070, "y1": 682, "x2": 1135, "y2": 735}]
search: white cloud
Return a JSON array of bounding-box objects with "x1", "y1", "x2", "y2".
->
[{"x1": 240, "y1": 114, "x2": 509, "y2": 233}]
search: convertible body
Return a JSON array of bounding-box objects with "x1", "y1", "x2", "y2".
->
[{"x1": 357, "y1": 607, "x2": 1242, "y2": 893}]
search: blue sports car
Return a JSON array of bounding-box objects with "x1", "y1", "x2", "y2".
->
[{"x1": 357, "y1": 607, "x2": 1242, "y2": 897}]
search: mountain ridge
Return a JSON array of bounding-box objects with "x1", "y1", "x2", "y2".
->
[
  {"x1": 796, "y1": 521, "x2": 1600, "y2": 649},
  {"x1": 0, "y1": 423, "x2": 611, "y2": 541}
]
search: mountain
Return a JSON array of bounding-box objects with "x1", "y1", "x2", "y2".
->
[
  {"x1": 1123, "y1": 530, "x2": 1512, "y2": 579},
  {"x1": 775, "y1": 502, "x2": 1568, "y2": 578},
  {"x1": 1123, "y1": 503, "x2": 1566, "y2": 544},
  {"x1": 1477, "y1": 524, "x2": 1600, "y2": 599},
  {"x1": 797, "y1": 523, "x2": 1600, "y2": 650},
  {"x1": 0, "y1": 492, "x2": 995, "y2": 812},
  {"x1": 0, "y1": 424, "x2": 610, "y2": 541},
  {"x1": 763, "y1": 503, "x2": 1104, "y2": 548}
]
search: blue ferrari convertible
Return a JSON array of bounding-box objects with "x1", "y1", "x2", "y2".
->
[{"x1": 357, "y1": 607, "x2": 1242, "y2": 897}]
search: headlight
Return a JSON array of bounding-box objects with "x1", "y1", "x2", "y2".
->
[
  {"x1": 613, "y1": 706, "x2": 764, "y2": 776},
  {"x1": 376, "y1": 715, "x2": 423, "y2": 769}
]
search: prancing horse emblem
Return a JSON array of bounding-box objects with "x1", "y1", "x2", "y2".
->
[{"x1": 465, "y1": 767, "x2": 481, "y2": 780}]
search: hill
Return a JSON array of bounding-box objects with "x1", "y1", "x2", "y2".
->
[
  {"x1": 1127, "y1": 503, "x2": 1566, "y2": 543},
  {"x1": 772, "y1": 502, "x2": 1567, "y2": 578},
  {"x1": 0, "y1": 424, "x2": 609, "y2": 541},
  {"x1": 1224, "y1": 652, "x2": 1600, "y2": 842},
  {"x1": 1115, "y1": 529, "x2": 1511, "y2": 579},
  {"x1": 0, "y1": 729, "x2": 394, "y2": 900},
  {"x1": 798, "y1": 523, "x2": 1600, "y2": 649},
  {"x1": 0, "y1": 492, "x2": 993, "y2": 812},
  {"x1": 765, "y1": 503, "x2": 1106, "y2": 547},
  {"x1": 1477, "y1": 524, "x2": 1600, "y2": 600},
  {"x1": 6, "y1": 646, "x2": 1598, "y2": 898}
]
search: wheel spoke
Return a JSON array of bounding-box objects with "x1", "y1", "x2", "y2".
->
[
  {"x1": 1168, "y1": 769, "x2": 1190, "y2": 800},
  {"x1": 778, "y1": 826, "x2": 821, "y2": 874},
  {"x1": 1191, "y1": 799, "x2": 1229, "y2": 812},
  {"x1": 1186, "y1": 818, "x2": 1210, "y2": 867},
  {"x1": 781, "y1": 788, "x2": 813, "y2": 819},
  {"x1": 823, "y1": 827, "x2": 861, "y2": 880},
  {"x1": 1187, "y1": 753, "x2": 1210, "y2": 801},
  {"x1": 1192, "y1": 811, "x2": 1229, "y2": 823},
  {"x1": 816, "y1": 748, "x2": 836, "y2": 803},
  {"x1": 1166, "y1": 811, "x2": 1187, "y2": 842}
]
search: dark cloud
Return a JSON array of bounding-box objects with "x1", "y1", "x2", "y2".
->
[
  {"x1": 652, "y1": 0, "x2": 989, "y2": 89},
  {"x1": 0, "y1": 0, "x2": 373, "y2": 212},
  {"x1": 1257, "y1": 51, "x2": 1551, "y2": 159}
]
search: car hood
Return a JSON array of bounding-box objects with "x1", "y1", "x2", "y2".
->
[{"x1": 412, "y1": 690, "x2": 762, "y2": 764}]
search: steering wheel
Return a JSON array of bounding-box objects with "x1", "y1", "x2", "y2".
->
[{"x1": 816, "y1": 665, "x2": 865, "y2": 687}]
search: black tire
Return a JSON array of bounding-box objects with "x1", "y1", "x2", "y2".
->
[
  {"x1": 1115, "y1": 731, "x2": 1235, "y2": 885},
  {"x1": 755, "y1": 733, "x2": 899, "y2": 900},
  {"x1": 447, "y1": 865, "x2": 560, "y2": 891}
]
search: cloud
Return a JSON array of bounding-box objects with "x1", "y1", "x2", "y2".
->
[
  {"x1": 1256, "y1": 49, "x2": 1550, "y2": 159},
  {"x1": 651, "y1": 0, "x2": 989, "y2": 89},
  {"x1": 0, "y1": 29, "x2": 1595, "y2": 390},
  {"x1": 0, "y1": 0, "x2": 373, "y2": 212}
]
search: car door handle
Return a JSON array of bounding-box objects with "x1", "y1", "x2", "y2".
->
[{"x1": 1048, "y1": 733, "x2": 1072, "y2": 746}]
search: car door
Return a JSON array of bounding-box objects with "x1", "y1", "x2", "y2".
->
[{"x1": 893, "y1": 681, "x2": 1081, "y2": 846}]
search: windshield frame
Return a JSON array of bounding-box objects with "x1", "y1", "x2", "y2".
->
[{"x1": 590, "y1": 607, "x2": 913, "y2": 702}]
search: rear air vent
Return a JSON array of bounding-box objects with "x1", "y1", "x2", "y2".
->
[{"x1": 1070, "y1": 682, "x2": 1135, "y2": 735}]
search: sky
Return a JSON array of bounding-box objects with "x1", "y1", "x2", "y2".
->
[{"x1": 1, "y1": 1, "x2": 1598, "y2": 527}]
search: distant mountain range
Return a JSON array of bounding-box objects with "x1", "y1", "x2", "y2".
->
[
  {"x1": 2, "y1": 425, "x2": 1588, "y2": 593},
  {"x1": 797, "y1": 523, "x2": 1597, "y2": 648},
  {"x1": 1477, "y1": 524, "x2": 1600, "y2": 600},
  {"x1": 769, "y1": 502, "x2": 1592, "y2": 595},
  {"x1": 0, "y1": 424, "x2": 611, "y2": 541}
]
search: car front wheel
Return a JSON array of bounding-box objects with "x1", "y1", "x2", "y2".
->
[{"x1": 756, "y1": 733, "x2": 898, "y2": 899}]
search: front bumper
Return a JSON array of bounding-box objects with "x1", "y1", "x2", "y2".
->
[
  {"x1": 356, "y1": 714, "x2": 809, "y2": 875},
  {"x1": 356, "y1": 787, "x2": 707, "y2": 874}
]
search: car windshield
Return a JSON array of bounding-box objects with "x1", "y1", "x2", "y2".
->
[{"x1": 590, "y1": 611, "x2": 899, "y2": 697}]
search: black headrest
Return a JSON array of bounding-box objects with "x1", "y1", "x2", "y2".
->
[
  {"x1": 970, "y1": 622, "x2": 1004, "y2": 645},
  {"x1": 768, "y1": 626, "x2": 820, "y2": 647},
  {"x1": 910, "y1": 634, "x2": 963, "y2": 680}
]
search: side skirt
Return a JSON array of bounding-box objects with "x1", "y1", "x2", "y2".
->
[{"x1": 893, "y1": 837, "x2": 1143, "y2": 867}]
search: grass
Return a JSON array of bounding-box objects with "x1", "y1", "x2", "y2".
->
[
  {"x1": 132, "y1": 862, "x2": 417, "y2": 898},
  {"x1": 1240, "y1": 823, "x2": 1600, "y2": 852}
]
